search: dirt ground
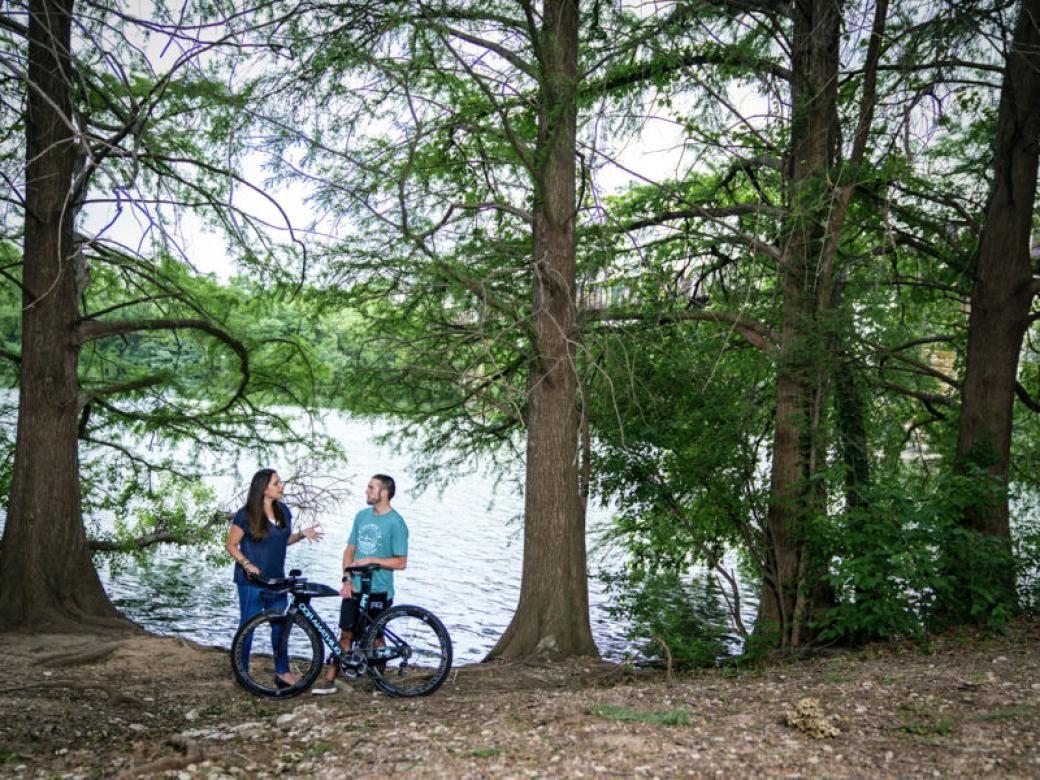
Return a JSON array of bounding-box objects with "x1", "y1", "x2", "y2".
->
[{"x1": 1, "y1": 619, "x2": 1038, "y2": 778}]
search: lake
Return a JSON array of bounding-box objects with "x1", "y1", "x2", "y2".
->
[{"x1": 94, "y1": 413, "x2": 634, "y2": 664}]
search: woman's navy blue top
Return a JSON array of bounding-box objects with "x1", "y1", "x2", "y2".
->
[{"x1": 232, "y1": 502, "x2": 292, "y2": 586}]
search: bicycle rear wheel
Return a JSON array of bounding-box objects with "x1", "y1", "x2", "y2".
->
[
  {"x1": 363, "y1": 605, "x2": 453, "y2": 697},
  {"x1": 230, "y1": 609, "x2": 323, "y2": 698}
]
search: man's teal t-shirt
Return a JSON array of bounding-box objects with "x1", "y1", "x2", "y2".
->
[{"x1": 348, "y1": 507, "x2": 408, "y2": 597}]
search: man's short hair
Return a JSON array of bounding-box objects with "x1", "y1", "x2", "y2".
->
[{"x1": 373, "y1": 473, "x2": 396, "y2": 500}]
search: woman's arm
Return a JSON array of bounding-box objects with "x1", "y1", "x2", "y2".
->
[
  {"x1": 288, "y1": 522, "x2": 324, "y2": 546},
  {"x1": 339, "y1": 543, "x2": 357, "y2": 598},
  {"x1": 225, "y1": 524, "x2": 260, "y2": 578}
]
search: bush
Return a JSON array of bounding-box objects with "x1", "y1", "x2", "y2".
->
[
  {"x1": 602, "y1": 568, "x2": 734, "y2": 668},
  {"x1": 818, "y1": 471, "x2": 1021, "y2": 643}
]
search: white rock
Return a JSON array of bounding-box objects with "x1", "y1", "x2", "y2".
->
[{"x1": 230, "y1": 721, "x2": 265, "y2": 733}]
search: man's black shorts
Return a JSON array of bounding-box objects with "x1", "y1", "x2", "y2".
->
[{"x1": 339, "y1": 592, "x2": 393, "y2": 632}]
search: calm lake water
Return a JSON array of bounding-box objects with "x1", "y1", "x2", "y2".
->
[{"x1": 92, "y1": 413, "x2": 633, "y2": 664}]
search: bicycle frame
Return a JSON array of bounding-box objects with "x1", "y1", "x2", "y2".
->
[{"x1": 280, "y1": 581, "x2": 390, "y2": 674}]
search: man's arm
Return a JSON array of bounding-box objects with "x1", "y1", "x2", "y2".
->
[{"x1": 352, "y1": 555, "x2": 407, "y2": 570}]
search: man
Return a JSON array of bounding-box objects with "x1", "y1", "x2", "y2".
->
[{"x1": 312, "y1": 473, "x2": 408, "y2": 695}]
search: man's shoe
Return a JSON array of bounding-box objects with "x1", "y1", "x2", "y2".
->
[{"x1": 310, "y1": 678, "x2": 339, "y2": 695}]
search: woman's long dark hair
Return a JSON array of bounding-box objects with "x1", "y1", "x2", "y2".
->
[{"x1": 245, "y1": 468, "x2": 287, "y2": 540}]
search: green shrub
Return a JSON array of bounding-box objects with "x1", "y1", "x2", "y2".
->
[
  {"x1": 818, "y1": 471, "x2": 1020, "y2": 643},
  {"x1": 602, "y1": 568, "x2": 733, "y2": 668}
]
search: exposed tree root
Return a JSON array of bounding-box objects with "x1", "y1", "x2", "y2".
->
[
  {"x1": 35, "y1": 640, "x2": 125, "y2": 668},
  {"x1": 0, "y1": 679, "x2": 142, "y2": 706}
]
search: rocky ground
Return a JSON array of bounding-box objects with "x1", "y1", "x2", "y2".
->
[{"x1": 1, "y1": 618, "x2": 1039, "y2": 778}]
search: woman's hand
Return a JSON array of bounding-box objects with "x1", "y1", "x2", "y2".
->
[
  {"x1": 340, "y1": 580, "x2": 353, "y2": 599},
  {"x1": 301, "y1": 522, "x2": 324, "y2": 543},
  {"x1": 244, "y1": 562, "x2": 261, "y2": 578}
]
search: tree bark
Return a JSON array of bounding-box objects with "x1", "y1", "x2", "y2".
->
[
  {"x1": 0, "y1": 0, "x2": 125, "y2": 630},
  {"x1": 757, "y1": 0, "x2": 842, "y2": 647},
  {"x1": 955, "y1": 0, "x2": 1040, "y2": 541},
  {"x1": 487, "y1": 0, "x2": 597, "y2": 660}
]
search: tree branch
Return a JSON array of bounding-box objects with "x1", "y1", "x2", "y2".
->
[
  {"x1": 78, "y1": 373, "x2": 172, "y2": 412},
  {"x1": 878, "y1": 380, "x2": 954, "y2": 408},
  {"x1": 74, "y1": 318, "x2": 249, "y2": 414},
  {"x1": 89, "y1": 531, "x2": 180, "y2": 552},
  {"x1": 444, "y1": 25, "x2": 537, "y2": 79},
  {"x1": 1015, "y1": 381, "x2": 1040, "y2": 412},
  {"x1": 585, "y1": 307, "x2": 777, "y2": 353},
  {"x1": 625, "y1": 203, "x2": 786, "y2": 231},
  {"x1": 0, "y1": 13, "x2": 28, "y2": 38},
  {"x1": 450, "y1": 200, "x2": 534, "y2": 223}
]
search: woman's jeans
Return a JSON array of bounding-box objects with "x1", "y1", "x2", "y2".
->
[{"x1": 237, "y1": 584, "x2": 290, "y2": 676}]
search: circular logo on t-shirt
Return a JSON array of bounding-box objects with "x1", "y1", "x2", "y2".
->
[{"x1": 358, "y1": 525, "x2": 381, "y2": 555}]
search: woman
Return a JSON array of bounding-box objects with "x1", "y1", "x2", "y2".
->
[{"x1": 226, "y1": 468, "x2": 323, "y2": 687}]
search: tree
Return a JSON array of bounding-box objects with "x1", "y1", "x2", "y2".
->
[
  {"x1": 582, "y1": 0, "x2": 893, "y2": 646},
  {"x1": 251, "y1": 0, "x2": 731, "y2": 657},
  {"x1": 0, "y1": 0, "x2": 122, "y2": 628},
  {"x1": 956, "y1": 0, "x2": 1040, "y2": 540},
  {"x1": 0, "y1": 1, "x2": 331, "y2": 629}
]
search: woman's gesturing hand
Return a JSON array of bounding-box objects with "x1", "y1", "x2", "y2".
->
[{"x1": 300, "y1": 522, "x2": 324, "y2": 543}]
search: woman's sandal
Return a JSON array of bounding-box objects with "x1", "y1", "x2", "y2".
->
[{"x1": 274, "y1": 675, "x2": 296, "y2": 690}]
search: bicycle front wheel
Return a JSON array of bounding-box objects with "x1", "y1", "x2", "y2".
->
[
  {"x1": 230, "y1": 609, "x2": 324, "y2": 699},
  {"x1": 363, "y1": 605, "x2": 453, "y2": 697}
]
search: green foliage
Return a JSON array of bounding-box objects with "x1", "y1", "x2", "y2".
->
[
  {"x1": 975, "y1": 705, "x2": 1038, "y2": 722},
  {"x1": 899, "y1": 717, "x2": 954, "y2": 737},
  {"x1": 603, "y1": 569, "x2": 733, "y2": 669},
  {"x1": 819, "y1": 471, "x2": 1021, "y2": 643},
  {"x1": 95, "y1": 478, "x2": 221, "y2": 565},
  {"x1": 589, "y1": 704, "x2": 692, "y2": 726}
]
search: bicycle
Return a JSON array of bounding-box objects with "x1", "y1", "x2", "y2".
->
[{"x1": 230, "y1": 563, "x2": 453, "y2": 699}]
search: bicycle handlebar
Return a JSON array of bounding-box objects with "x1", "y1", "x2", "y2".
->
[
  {"x1": 247, "y1": 573, "x2": 297, "y2": 590},
  {"x1": 343, "y1": 563, "x2": 385, "y2": 574},
  {"x1": 247, "y1": 564, "x2": 384, "y2": 593}
]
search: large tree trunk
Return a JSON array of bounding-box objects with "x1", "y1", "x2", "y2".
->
[
  {"x1": 0, "y1": 0, "x2": 123, "y2": 630},
  {"x1": 487, "y1": 0, "x2": 596, "y2": 660},
  {"x1": 757, "y1": 0, "x2": 842, "y2": 647},
  {"x1": 955, "y1": 0, "x2": 1040, "y2": 542}
]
